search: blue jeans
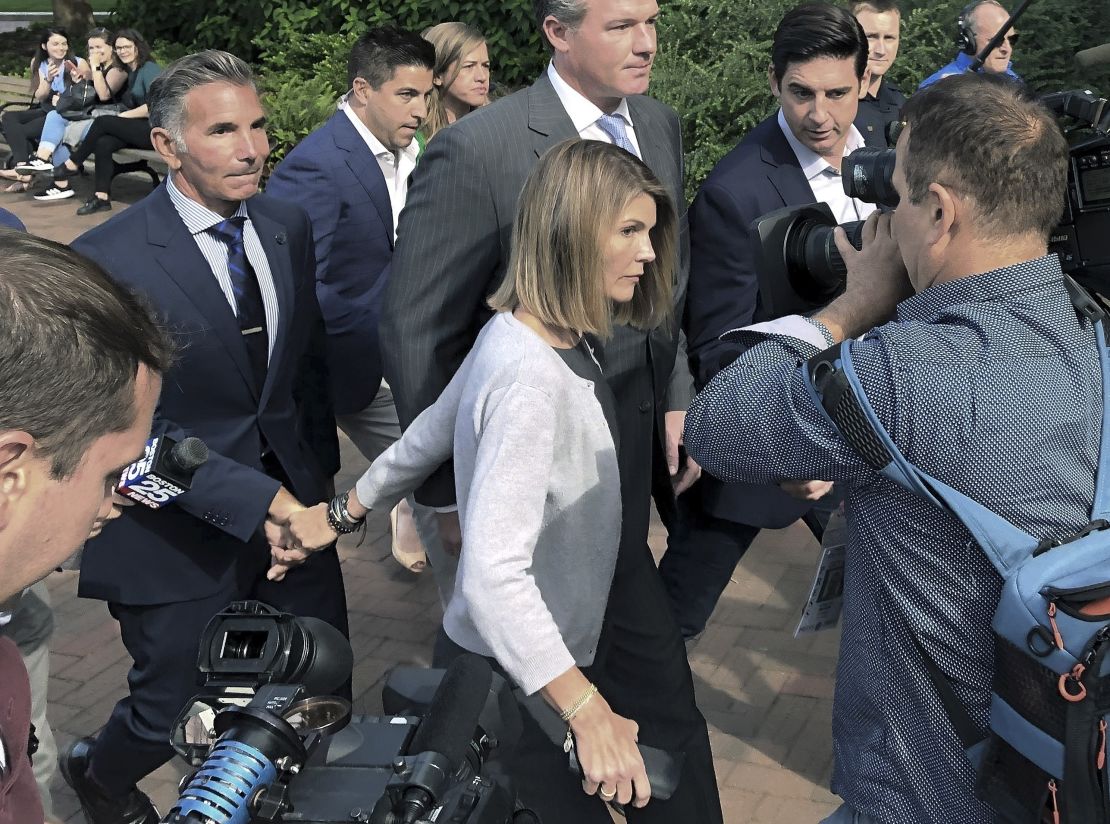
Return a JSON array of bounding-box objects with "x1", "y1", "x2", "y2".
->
[
  {"x1": 37, "y1": 109, "x2": 90, "y2": 166},
  {"x1": 819, "y1": 803, "x2": 879, "y2": 824}
]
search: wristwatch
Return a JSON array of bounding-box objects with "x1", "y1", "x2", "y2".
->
[{"x1": 326, "y1": 491, "x2": 365, "y2": 535}]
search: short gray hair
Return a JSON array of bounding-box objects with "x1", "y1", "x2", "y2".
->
[
  {"x1": 534, "y1": 0, "x2": 589, "y2": 48},
  {"x1": 148, "y1": 50, "x2": 256, "y2": 151}
]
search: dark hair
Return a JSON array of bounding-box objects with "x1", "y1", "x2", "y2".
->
[
  {"x1": 347, "y1": 26, "x2": 436, "y2": 90},
  {"x1": 112, "y1": 28, "x2": 153, "y2": 69},
  {"x1": 86, "y1": 27, "x2": 126, "y2": 73},
  {"x1": 30, "y1": 27, "x2": 75, "y2": 94},
  {"x1": 900, "y1": 73, "x2": 1069, "y2": 242},
  {"x1": 848, "y1": 0, "x2": 901, "y2": 14},
  {"x1": 0, "y1": 231, "x2": 174, "y2": 478},
  {"x1": 771, "y1": 3, "x2": 869, "y2": 81}
]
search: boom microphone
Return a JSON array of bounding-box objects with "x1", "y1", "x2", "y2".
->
[
  {"x1": 396, "y1": 654, "x2": 493, "y2": 824},
  {"x1": 117, "y1": 435, "x2": 208, "y2": 509},
  {"x1": 1076, "y1": 44, "x2": 1110, "y2": 70}
]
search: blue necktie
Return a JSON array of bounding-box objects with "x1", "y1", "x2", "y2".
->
[
  {"x1": 208, "y1": 216, "x2": 268, "y2": 390},
  {"x1": 596, "y1": 113, "x2": 639, "y2": 158}
]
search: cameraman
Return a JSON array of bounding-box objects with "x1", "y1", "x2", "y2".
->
[
  {"x1": 685, "y1": 74, "x2": 1078, "y2": 823},
  {"x1": 0, "y1": 230, "x2": 171, "y2": 823}
]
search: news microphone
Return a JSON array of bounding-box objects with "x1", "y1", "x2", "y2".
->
[
  {"x1": 117, "y1": 435, "x2": 208, "y2": 509},
  {"x1": 395, "y1": 654, "x2": 493, "y2": 824},
  {"x1": 1076, "y1": 44, "x2": 1110, "y2": 70}
]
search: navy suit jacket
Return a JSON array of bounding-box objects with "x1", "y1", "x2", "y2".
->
[
  {"x1": 686, "y1": 114, "x2": 819, "y2": 528},
  {"x1": 73, "y1": 186, "x2": 339, "y2": 605},
  {"x1": 266, "y1": 111, "x2": 393, "y2": 415}
]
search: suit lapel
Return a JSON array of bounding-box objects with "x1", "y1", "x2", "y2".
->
[
  {"x1": 759, "y1": 118, "x2": 816, "y2": 206},
  {"x1": 527, "y1": 73, "x2": 579, "y2": 159},
  {"x1": 626, "y1": 97, "x2": 681, "y2": 207},
  {"x1": 331, "y1": 112, "x2": 395, "y2": 248},
  {"x1": 248, "y1": 202, "x2": 295, "y2": 410},
  {"x1": 145, "y1": 188, "x2": 258, "y2": 398}
]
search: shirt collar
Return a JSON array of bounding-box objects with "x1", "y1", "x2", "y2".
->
[
  {"x1": 166, "y1": 173, "x2": 248, "y2": 235},
  {"x1": 896, "y1": 254, "x2": 1064, "y2": 324},
  {"x1": 339, "y1": 96, "x2": 420, "y2": 165},
  {"x1": 546, "y1": 62, "x2": 634, "y2": 134},
  {"x1": 777, "y1": 109, "x2": 865, "y2": 183}
]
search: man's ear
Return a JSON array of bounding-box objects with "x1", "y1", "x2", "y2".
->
[
  {"x1": 925, "y1": 182, "x2": 959, "y2": 250},
  {"x1": 0, "y1": 431, "x2": 35, "y2": 533},
  {"x1": 543, "y1": 15, "x2": 572, "y2": 55},
  {"x1": 860, "y1": 67, "x2": 872, "y2": 95},
  {"x1": 768, "y1": 64, "x2": 781, "y2": 99},
  {"x1": 150, "y1": 127, "x2": 183, "y2": 171}
]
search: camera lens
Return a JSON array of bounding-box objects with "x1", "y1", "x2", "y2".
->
[
  {"x1": 844, "y1": 148, "x2": 899, "y2": 208},
  {"x1": 222, "y1": 630, "x2": 268, "y2": 659}
]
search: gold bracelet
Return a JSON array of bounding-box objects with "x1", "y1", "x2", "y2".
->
[{"x1": 559, "y1": 683, "x2": 599, "y2": 723}]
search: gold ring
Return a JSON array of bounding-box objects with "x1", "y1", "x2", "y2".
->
[{"x1": 599, "y1": 787, "x2": 616, "y2": 800}]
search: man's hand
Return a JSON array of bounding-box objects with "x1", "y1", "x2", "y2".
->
[
  {"x1": 87, "y1": 492, "x2": 133, "y2": 540},
  {"x1": 436, "y1": 510, "x2": 463, "y2": 558},
  {"x1": 779, "y1": 480, "x2": 834, "y2": 501},
  {"x1": 665, "y1": 411, "x2": 701, "y2": 496},
  {"x1": 264, "y1": 487, "x2": 309, "y2": 580},
  {"x1": 815, "y1": 211, "x2": 912, "y2": 343}
]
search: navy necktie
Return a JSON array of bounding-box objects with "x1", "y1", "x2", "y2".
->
[
  {"x1": 596, "y1": 113, "x2": 639, "y2": 158},
  {"x1": 208, "y1": 216, "x2": 268, "y2": 391}
]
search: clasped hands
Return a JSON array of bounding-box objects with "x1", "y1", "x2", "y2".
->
[{"x1": 264, "y1": 487, "x2": 338, "y2": 581}]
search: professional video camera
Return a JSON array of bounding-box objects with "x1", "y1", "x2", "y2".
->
[
  {"x1": 161, "y1": 601, "x2": 538, "y2": 824},
  {"x1": 751, "y1": 91, "x2": 1110, "y2": 317}
]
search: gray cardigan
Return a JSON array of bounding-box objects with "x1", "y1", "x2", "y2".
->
[{"x1": 355, "y1": 312, "x2": 621, "y2": 694}]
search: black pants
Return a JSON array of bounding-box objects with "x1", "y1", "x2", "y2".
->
[
  {"x1": 68, "y1": 114, "x2": 152, "y2": 196},
  {"x1": 659, "y1": 484, "x2": 836, "y2": 638},
  {"x1": 1, "y1": 107, "x2": 46, "y2": 164},
  {"x1": 437, "y1": 536, "x2": 724, "y2": 824},
  {"x1": 85, "y1": 544, "x2": 348, "y2": 797}
]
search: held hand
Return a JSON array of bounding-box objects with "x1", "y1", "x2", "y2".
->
[
  {"x1": 266, "y1": 544, "x2": 311, "y2": 581},
  {"x1": 284, "y1": 503, "x2": 339, "y2": 553},
  {"x1": 436, "y1": 510, "x2": 463, "y2": 558},
  {"x1": 572, "y1": 694, "x2": 651, "y2": 809},
  {"x1": 779, "y1": 480, "x2": 834, "y2": 501},
  {"x1": 665, "y1": 411, "x2": 701, "y2": 496},
  {"x1": 268, "y1": 485, "x2": 306, "y2": 523},
  {"x1": 87, "y1": 492, "x2": 135, "y2": 540},
  {"x1": 46, "y1": 61, "x2": 61, "y2": 80},
  {"x1": 817, "y1": 211, "x2": 912, "y2": 342}
]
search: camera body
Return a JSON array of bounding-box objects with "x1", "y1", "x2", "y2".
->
[
  {"x1": 1051, "y1": 134, "x2": 1110, "y2": 295},
  {"x1": 164, "y1": 602, "x2": 532, "y2": 824}
]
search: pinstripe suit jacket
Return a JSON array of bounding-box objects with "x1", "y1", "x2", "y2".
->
[{"x1": 383, "y1": 72, "x2": 693, "y2": 543}]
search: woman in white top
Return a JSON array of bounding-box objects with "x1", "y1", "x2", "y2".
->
[{"x1": 273, "y1": 139, "x2": 692, "y2": 820}]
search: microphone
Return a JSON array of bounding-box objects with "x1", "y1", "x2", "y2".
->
[
  {"x1": 395, "y1": 654, "x2": 493, "y2": 824},
  {"x1": 117, "y1": 435, "x2": 209, "y2": 509},
  {"x1": 1076, "y1": 44, "x2": 1110, "y2": 70}
]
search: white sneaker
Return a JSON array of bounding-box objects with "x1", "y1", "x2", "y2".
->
[
  {"x1": 14, "y1": 158, "x2": 53, "y2": 175},
  {"x1": 33, "y1": 186, "x2": 75, "y2": 201}
]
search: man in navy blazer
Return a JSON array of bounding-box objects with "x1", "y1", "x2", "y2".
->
[
  {"x1": 267, "y1": 28, "x2": 435, "y2": 452},
  {"x1": 661, "y1": 3, "x2": 876, "y2": 639},
  {"x1": 60, "y1": 52, "x2": 346, "y2": 824}
]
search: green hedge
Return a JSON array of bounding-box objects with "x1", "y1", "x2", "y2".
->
[{"x1": 77, "y1": 0, "x2": 1107, "y2": 192}]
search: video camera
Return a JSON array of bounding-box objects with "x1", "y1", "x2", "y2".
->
[
  {"x1": 163, "y1": 601, "x2": 538, "y2": 824},
  {"x1": 752, "y1": 88, "x2": 1110, "y2": 317}
]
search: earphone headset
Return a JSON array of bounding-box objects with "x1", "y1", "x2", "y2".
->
[{"x1": 956, "y1": 0, "x2": 997, "y2": 55}]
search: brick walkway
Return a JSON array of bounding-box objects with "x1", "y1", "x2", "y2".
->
[{"x1": 2, "y1": 168, "x2": 842, "y2": 824}]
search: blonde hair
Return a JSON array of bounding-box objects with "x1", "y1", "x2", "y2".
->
[
  {"x1": 489, "y1": 139, "x2": 676, "y2": 339},
  {"x1": 421, "y1": 22, "x2": 487, "y2": 140}
]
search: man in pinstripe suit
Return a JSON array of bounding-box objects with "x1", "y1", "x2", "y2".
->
[
  {"x1": 384, "y1": 1, "x2": 721, "y2": 819},
  {"x1": 59, "y1": 52, "x2": 347, "y2": 824}
]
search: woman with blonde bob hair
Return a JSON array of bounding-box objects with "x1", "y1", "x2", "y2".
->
[
  {"x1": 276, "y1": 140, "x2": 707, "y2": 820},
  {"x1": 421, "y1": 21, "x2": 490, "y2": 140}
]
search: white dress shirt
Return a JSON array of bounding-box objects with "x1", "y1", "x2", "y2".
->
[
  {"x1": 777, "y1": 109, "x2": 876, "y2": 225},
  {"x1": 166, "y1": 175, "x2": 279, "y2": 360},
  {"x1": 547, "y1": 63, "x2": 642, "y2": 158},
  {"x1": 340, "y1": 98, "x2": 419, "y2": 241}
]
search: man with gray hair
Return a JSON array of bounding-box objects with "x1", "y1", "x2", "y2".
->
[
  {"x1": 384, "y1": 1, "x2": 721, "y2": 821},
  {"x1": 919, "y1": 0, "x2": 1021, "y2": 88},
  {"x1": 58, "y1": 50, "x2": 346, "y2": 824}
]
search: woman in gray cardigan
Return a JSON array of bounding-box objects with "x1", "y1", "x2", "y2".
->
[{"x1": 277, "y1": 140, "x2": 683, "y2": 819}]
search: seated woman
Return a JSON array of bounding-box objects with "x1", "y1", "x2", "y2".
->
[
  {"x1": 15, "y1": 28, "x2": 128, "y2": 202},
  {"x1": 274, "y1": 139, "x2": 720, "y2": 821},
  {"x1": 0, "y1": 27, "x2": 86, "y2": 193},
  {"x1": 47, "y1": 28, "x2": 160, "y2": 214},
  {"x1": 420, "y1": 22, "x2": 490, "y2": 142}
]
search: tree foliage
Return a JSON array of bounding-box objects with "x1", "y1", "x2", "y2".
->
[{"x1": 97, "y1": 0, "x2": 1110, "y2": 195}]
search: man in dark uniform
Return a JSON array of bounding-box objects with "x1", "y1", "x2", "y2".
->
[{"x1": 851, "y1": 0, "x2": 906, "y2": 148}]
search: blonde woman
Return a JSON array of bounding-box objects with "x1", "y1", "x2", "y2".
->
[
  {"x1": 420, "y1": 22, "x2": 490, "y2": 141},
  {"x1": 274, "y1": 140, "x2": 718, "y2": 820}
]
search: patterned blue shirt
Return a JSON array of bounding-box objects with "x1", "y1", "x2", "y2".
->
[{"x1": 685, "y1": 255, "x2": 1101, "y2": 823}]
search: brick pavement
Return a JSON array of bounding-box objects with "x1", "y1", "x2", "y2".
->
[{"x1": 2, "y1": 154, "x2": 842, "y2": 824}]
